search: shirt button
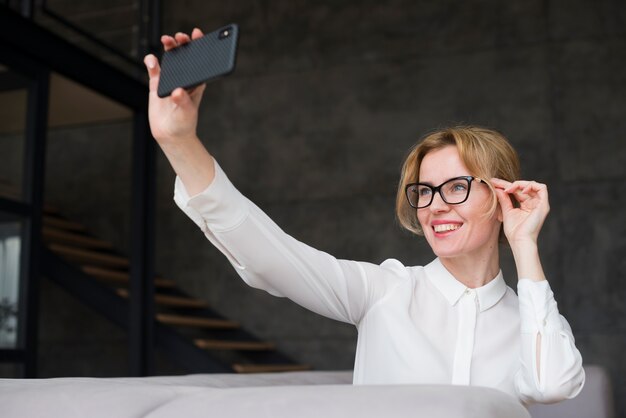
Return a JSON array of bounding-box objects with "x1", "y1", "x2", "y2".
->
[{"x1": 542, "y1": 319, "x2": 547, "y2": 326}]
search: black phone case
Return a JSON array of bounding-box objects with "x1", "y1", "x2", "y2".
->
[{"x1": 157, "y1": 24, "x2": 239, "y2": 98}]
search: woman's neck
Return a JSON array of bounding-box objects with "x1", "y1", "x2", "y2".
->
[{"x1": 439, "y1": 246, "x2": 501, "y2": 289}]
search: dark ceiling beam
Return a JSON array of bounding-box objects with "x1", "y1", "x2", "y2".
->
[{"x1": 0, "y1": 6, "x2": 147, "y2": 110}]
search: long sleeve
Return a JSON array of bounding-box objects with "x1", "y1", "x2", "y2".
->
[
  {"x1": 173, "y1": 158, "x2": 406, "y2": 325},
  {"x1": 515, "y1": 279, "x2": 585, "y2": 405}
]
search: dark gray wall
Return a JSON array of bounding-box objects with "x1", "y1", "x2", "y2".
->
[
  {"x1": 157, "y1": 0, "x2": 626, "y2": 413},
  {"x1": 3, "y1": 0, "x2": 624, "y2": 414}
]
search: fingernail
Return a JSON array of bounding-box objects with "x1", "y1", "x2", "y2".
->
[{"x1": 146, "y1": 56, "x2": 155, "y2": 69}]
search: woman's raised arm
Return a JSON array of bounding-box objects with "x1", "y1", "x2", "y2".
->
[
  {"x1": 491, "y1": 178, "x2": 549, "y2": 282},
  {"x1": 144, "y1": 28, "x2": 216, "y2": 196},
  {"x1": 492, "y1": 178, "x2": 585, "y2": 402}
]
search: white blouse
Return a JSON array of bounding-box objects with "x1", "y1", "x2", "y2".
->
[{"x1": 173, "y1": 159, "x2": 585, "y2": 405}]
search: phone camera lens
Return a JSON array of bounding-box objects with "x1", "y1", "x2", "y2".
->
[{"x1": 218, "y1": 27, "x2": 232, "y2": 40}]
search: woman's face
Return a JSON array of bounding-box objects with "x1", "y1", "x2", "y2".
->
[{"x1": 417, "y1": 145, "x2": 501, "y2": 261}]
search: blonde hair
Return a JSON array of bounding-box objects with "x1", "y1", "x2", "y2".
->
[{"x1": 396, "y1": 126, "x2": 520, "y2": 235}]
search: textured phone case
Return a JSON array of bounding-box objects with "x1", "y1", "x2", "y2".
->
[{"x1": 157, "y1": 24, "x2": 239, "y2": 97}]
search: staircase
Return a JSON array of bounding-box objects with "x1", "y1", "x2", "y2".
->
[
  {"x1": 37, "y1": 197, "x2": 310, "y2": 374},
  {"x1": 1, "y1": 3, "x2": 310, "y2": 376}
]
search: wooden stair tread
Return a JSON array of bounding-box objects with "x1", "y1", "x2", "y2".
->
[
  {"x1": 82, "y1": 265, "x2": 127, "y2": 281},
  {"x1": 116, "y1": 289, "x2": 207, "y2": 308},
  {"x1": 232, "y1": 363, "x2": 311, "y2": 373},
  {"x1": 194, "y1": 339, "x2": 275, "y2": 351},
  {"x1": 81, "y1": 265, "x2": 176, "y2": 288},
  {"x1": 43, "y1": 216, "x2": 86, "y2": 232},
  {"x1": 49, "y1": 243, "x2": 129, "y2": 268},
  {"x1": 156, "y1": 313, "x2": 239, "y2": 329},
  {"x1": 43, "y1": 226, "x2": 113, "y2": 249},
  {"x1": 0, "y1": 184, "x2": 59, "y2": 214},
  {"x1": 43, "y1": 204, "x2": 61, "y2": 216}
]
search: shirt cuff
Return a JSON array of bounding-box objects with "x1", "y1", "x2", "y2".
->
[
  {"x1": 517, "y1": 279, "x2": 563, "y2": 334},
  {"x1": 173, "y1": 158, "x2": 249, "y2": 233}
]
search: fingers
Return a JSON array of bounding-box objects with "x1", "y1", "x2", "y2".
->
[
  {"x1": 161, "y1": 33, "x2": 188, "y2": 52},
  {"x1": 162, "y1": 33, "x2": 190, "y2": 51},
  {"x1": 161, "y1": 35, "x2": 177, "y2": 51},
  {"x1": 171, "y1": 87, "x2": 193, "y2": 108},
  {"x1": 489, "y1": 178, "x2": 511, "y2": 189},
  {"x1": 511, "y1": 182, "x2": 547, "y2": 206},
  {"x1": 491, "y1": 178, "x2": 550, "y2": 213},
  {"x1": 503, "y1": 180, "x2": 546, "y2": 195},
  {"x1": 161, "y1": 29, "x2": 203, "y2": 51},
  {"x1": 191, "y1": 28, "x2": 204, "y2": 40},
  {"x1": 174, "y1": 32, "x2": 191, "y2": 45},
  {"x1": 494, "y1": 187, "x2": 514, "y2": 212},
  {"x1": 491, "y1": 179, "x2": 547, "y2": 196},
  {"x1": 143, "y1": 54, "x2": 160, "y2": 93}
]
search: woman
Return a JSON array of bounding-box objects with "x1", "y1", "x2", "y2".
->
[{"x1": 144, "y1": 29, "x2": 585, "y2": 406}]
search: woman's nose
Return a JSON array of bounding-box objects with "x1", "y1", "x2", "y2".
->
[{"x1": 429, "y1": 191, "x2": 450, "y2": 212}]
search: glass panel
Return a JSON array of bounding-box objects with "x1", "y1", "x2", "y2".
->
[
  {"x1": 46, "y1": 71, "x2": 133, "y2": 257},
  {"x1": 0, "y1": 219, "x2": 21, "y2": 349},
  {"x1": 48, "y1": 73, "x2": 132, "y2": 128},
  {"x1": 0, "y1": 65, "x2": 28, "y2": 202}
]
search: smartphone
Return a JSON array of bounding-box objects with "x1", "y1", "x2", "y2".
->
[{"x1": 157, "y1": 24, "x2": 239, "y2": 98}]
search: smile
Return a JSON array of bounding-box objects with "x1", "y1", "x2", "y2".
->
[{"x1": 433, "y1": 224, "x2": 461, "y2": 233}]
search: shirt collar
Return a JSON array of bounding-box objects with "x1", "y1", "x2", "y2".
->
[{"x1": 424, "y1": 258, "x2": 507, "y2": 312}]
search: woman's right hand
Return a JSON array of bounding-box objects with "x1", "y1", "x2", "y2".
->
[
  {"x1": 143, "y1": 28, "x2": 207, "y2": 145},
  {"x1": 143, "y1": 28, "x2": 217, "y2": 196}
]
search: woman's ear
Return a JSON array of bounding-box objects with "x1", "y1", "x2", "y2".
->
[{"x1": 493, "y1": 187, "x2": 506, "y2": 223}]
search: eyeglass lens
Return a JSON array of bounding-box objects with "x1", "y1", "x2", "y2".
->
[{"x1": 408, "y1": 177, "x2": 471, "y2": 208}]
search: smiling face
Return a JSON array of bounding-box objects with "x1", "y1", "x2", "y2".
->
[{"x1": 417, "y1": 145, "x2": 502, "y2": 262}]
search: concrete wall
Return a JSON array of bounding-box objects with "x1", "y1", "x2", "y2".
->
[{"x1": 2, "y1": 0, "x2": 625, "y2": 414}]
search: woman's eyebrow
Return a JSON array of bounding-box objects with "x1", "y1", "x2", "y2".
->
[{"x1": 418, "y1": 176, "x2": 471, "y2": 187}]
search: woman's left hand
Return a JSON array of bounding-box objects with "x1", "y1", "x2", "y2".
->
[{"x1": 490, "y1": 178, "x2": 550, "y2": 246}]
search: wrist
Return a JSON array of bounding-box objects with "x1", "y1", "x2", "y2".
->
[
  {"x1": 509, "y1": 238, "x2": 539, "y2": 257},
  {"x1": 510, "y1": 241, "x2": 546, "y2": 282},
  {"x1": 157, "y1": 133, "x2": 201, "y2": 152},
  {"x1": 159, "y1": 137, "x2": 215, "y2": 196}
]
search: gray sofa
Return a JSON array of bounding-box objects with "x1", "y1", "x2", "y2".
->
[
  {"x1": 529, "y1": 365, "x2": 613, "y2": 418},
  {"x1": 0, "y1": 365, "x2": 612, "y2": 418}
]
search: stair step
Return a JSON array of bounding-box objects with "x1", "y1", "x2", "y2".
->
[
  {"x1": 43, "y1": 226, "x2": 113, "y2": 249},
  {"x1": 81, "y1": 265, "x2": 176, "y2": 288},
  {"x1": 49, "y1": 243, "x2": 129, "y2": 268},
  {"x1": 43, "y1": 204, "x2": 61, "y2": 216},
  {"x1": 232, "y1": 363, "x2": 312, "y2": 374},
  {"x1": 194, "y1": 339, "x2": 275, "y2": 351},
  {"x1": 0, "y1": 182, "x2": 61, "y2": 214},
  {"x1": 43, "y1": 215, "x2": 86, "y2": 232},
  {"x1": 116, "y1": 289, "x2": 207, "y2": 308},
  {"x1": 156, "y1": 313, "x2": 239, "y2": 329}
]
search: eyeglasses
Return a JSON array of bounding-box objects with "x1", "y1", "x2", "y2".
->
[{"x1": 405, "y1": 176, "x2": 484, "y2": 209}]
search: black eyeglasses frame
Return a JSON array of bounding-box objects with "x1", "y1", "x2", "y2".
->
[{"x1": 405, "y1": 176, "x2": 484, "y2": 209}]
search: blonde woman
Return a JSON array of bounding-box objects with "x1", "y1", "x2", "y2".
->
[{"x1": 144, "y1": 29, "x2": 584, "y2": 406}]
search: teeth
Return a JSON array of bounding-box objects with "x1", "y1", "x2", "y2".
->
[{"x1": 433, "y1": 224, "x2": 461, "y2": 232}]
